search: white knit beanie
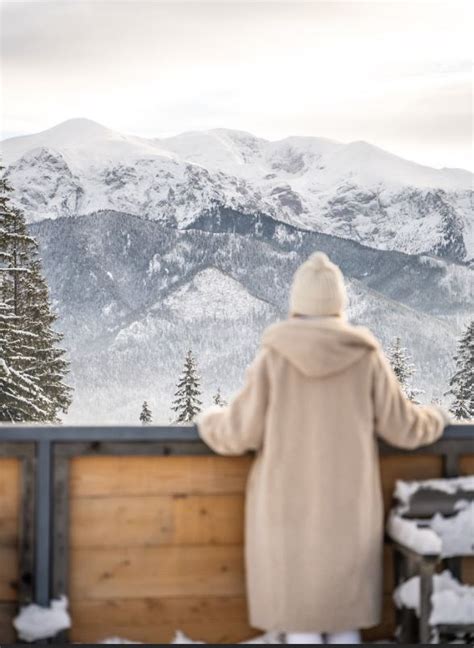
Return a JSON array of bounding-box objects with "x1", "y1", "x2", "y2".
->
[{"x1": 289, "y1": 252, "x2": 347, "y2": 317}]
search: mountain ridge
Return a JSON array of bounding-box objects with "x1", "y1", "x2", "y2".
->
[
  {"x1": 2, "y1": 118, "x2": 473, "y2": 263},
  {"x1": 29, "y1": 210, "x2": 471, "y2": 422},
  {"x1": 3, "y1": 118, "x2": 472, "y2": 179}
]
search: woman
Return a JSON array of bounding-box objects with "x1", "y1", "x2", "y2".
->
[{"x1": 196, "y1": 252, "x2": 448, "y2": 644}]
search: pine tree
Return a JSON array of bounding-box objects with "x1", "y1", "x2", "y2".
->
[
  {"x1": 447, "y1": 321, "x2": 473, "y2": 420},
  {"x1": 171, "y1": 350, "x2": 202, "y2": 422},
  {"x1": 387, "y1": 337, "x2": 422, "y2": 403},
  {"x1": 213, "y1": 387, "x2": 226, "y2": 407},
  {"x1": 0, "y1": 171, "x2": 72, "y2": 422},
  {"x1": 0, "y1": 295, "x2": 49, "y2": 421},
  {"x1": 139, "y1": 400, "x2": 152, "y2": 424}
]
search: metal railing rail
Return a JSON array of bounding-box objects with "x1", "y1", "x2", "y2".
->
[
  {"x1": 1, "y1": 423, "x2": 473, "y2": 442},
  {"x1": 0, "y1": 422, "x2": 472, "y2": 616}
]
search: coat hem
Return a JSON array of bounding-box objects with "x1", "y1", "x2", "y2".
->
[{"x1": 250, "y1": 614, "x2": 382, "y2": 635}]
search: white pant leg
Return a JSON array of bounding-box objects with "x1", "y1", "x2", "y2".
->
[
  {"x1": 287, "y1": 632, "x2": 324, "y2": 644},
  {"x1": 326, "y1": 630, "x2": 361, "y2": 644}
]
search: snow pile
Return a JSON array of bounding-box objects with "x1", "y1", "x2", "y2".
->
[
  {"x1": 430, "y1": 502, "x2": 474, "y2": 557},
  {"x1": 390, "y1": 477, "x2": 474, "y2": 557},
  {"x1": 394, "y1": 476, "x2": 474, "y2": 509},
  {"x1": 386, "y1": 511, "x2": 442, "y2": 555},
  {"x1": 430, "y1": 588, "x2": 474, "y2": 627},
  {"x1": 13, "y1": 596, "x2": 71, "y2": 642},
  {"x1": 394, "y1": 571, "x2": 474, "y2": 625}
]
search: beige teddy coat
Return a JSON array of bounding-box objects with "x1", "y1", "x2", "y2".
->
[{"x1": 196, "y1": 317, "x2": 444, "y2": 633}]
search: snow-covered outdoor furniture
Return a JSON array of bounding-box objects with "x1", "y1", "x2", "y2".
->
[{"x1": 387, "y1": 476, "x2": 474, "y2": 644}]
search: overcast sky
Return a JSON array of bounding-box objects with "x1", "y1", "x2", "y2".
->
[{"x1": 1, "y1": 0, "x2": 472, "y2": 170}]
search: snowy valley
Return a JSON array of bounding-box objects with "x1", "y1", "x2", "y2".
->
[{"x1": 2, "y1": 119, "x2": 473, "y2": 422}]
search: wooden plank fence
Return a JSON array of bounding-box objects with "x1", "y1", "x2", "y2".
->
[{"x1": 0, "y1": 424, "x2": 472, "y2": 643}]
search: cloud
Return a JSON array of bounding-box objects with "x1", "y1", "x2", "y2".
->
[{"x1": 1, "y1": 0, "x2": 472, "y2": 169}]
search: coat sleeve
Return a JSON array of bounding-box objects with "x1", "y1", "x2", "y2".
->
[
  {"x1": 196, "y1": 349, "x2": 269, "y2": 455},
  {"x1": 372, "y1": 349, "x2": 446, "y2": 449}
]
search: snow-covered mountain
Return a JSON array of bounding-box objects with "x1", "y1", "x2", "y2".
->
[
  {"x1": 30, "y1": 211, "x2": 472, "y2": 423},
  {"x1": 3, "y1": 118, "x2": 473, "y2": 263},
  {"x1": 2, "y1": 119, "x2": 472, "y2": 422}
]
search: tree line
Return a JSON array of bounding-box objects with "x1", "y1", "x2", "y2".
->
[
  {"x1": 139, "y1": 331, "x2": 473, "y2": 424},
  {"x1": 387, "y1": 333, "x2": 472, "y2": 419}
]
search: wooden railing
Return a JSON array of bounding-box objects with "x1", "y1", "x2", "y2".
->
[{"x1": 0, "y1": 423, "x2": 473, "y2": 643}]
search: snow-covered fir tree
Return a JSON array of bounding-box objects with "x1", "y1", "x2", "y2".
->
[
  {"x1": 387, "y1": 337, "x2": 422, "y2": 403},
  {"x1": 139, "y1": 400, "x2": 152, "y2": 424},
  {"x1": 447, "y1": 321, "x2": 473, "y2": 420},
  {"x1": 0, "y1": 173, "x2": 72, "y2": 422},
  {"x1": 0, "y1": 291, "x2": 49, "y2": 421},
  {"x1": 213, "y1": 387, "x2": 226, "y2": 407},
  {"x1": 171, "y1": 350, "x2": 202, "y2": 422}
]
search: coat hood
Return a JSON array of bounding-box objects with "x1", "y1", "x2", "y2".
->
[{"x1": 262, "y1": 317, "x2": 379, "y2": 378}]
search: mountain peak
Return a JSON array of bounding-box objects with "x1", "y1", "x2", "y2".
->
[
  {"x1": 209, "y1": 127, "x2": 265, "y2": 140},
  {"x1": 2, "y1": 118, "x2": 113, "y2": 147},
  {"x1": 1, "y1": 118, "x2": 175, "y2": 168},
  {"x1": 1, "y1": 117, "x2": 116, "y2": 166},
  {"x1": 44, "y1": 117, "x2": 112, "y2": 136}
]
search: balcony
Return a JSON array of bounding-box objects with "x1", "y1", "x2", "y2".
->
[{"x1": 0, "y1": 423, "x2": 473, "y2": 644}]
